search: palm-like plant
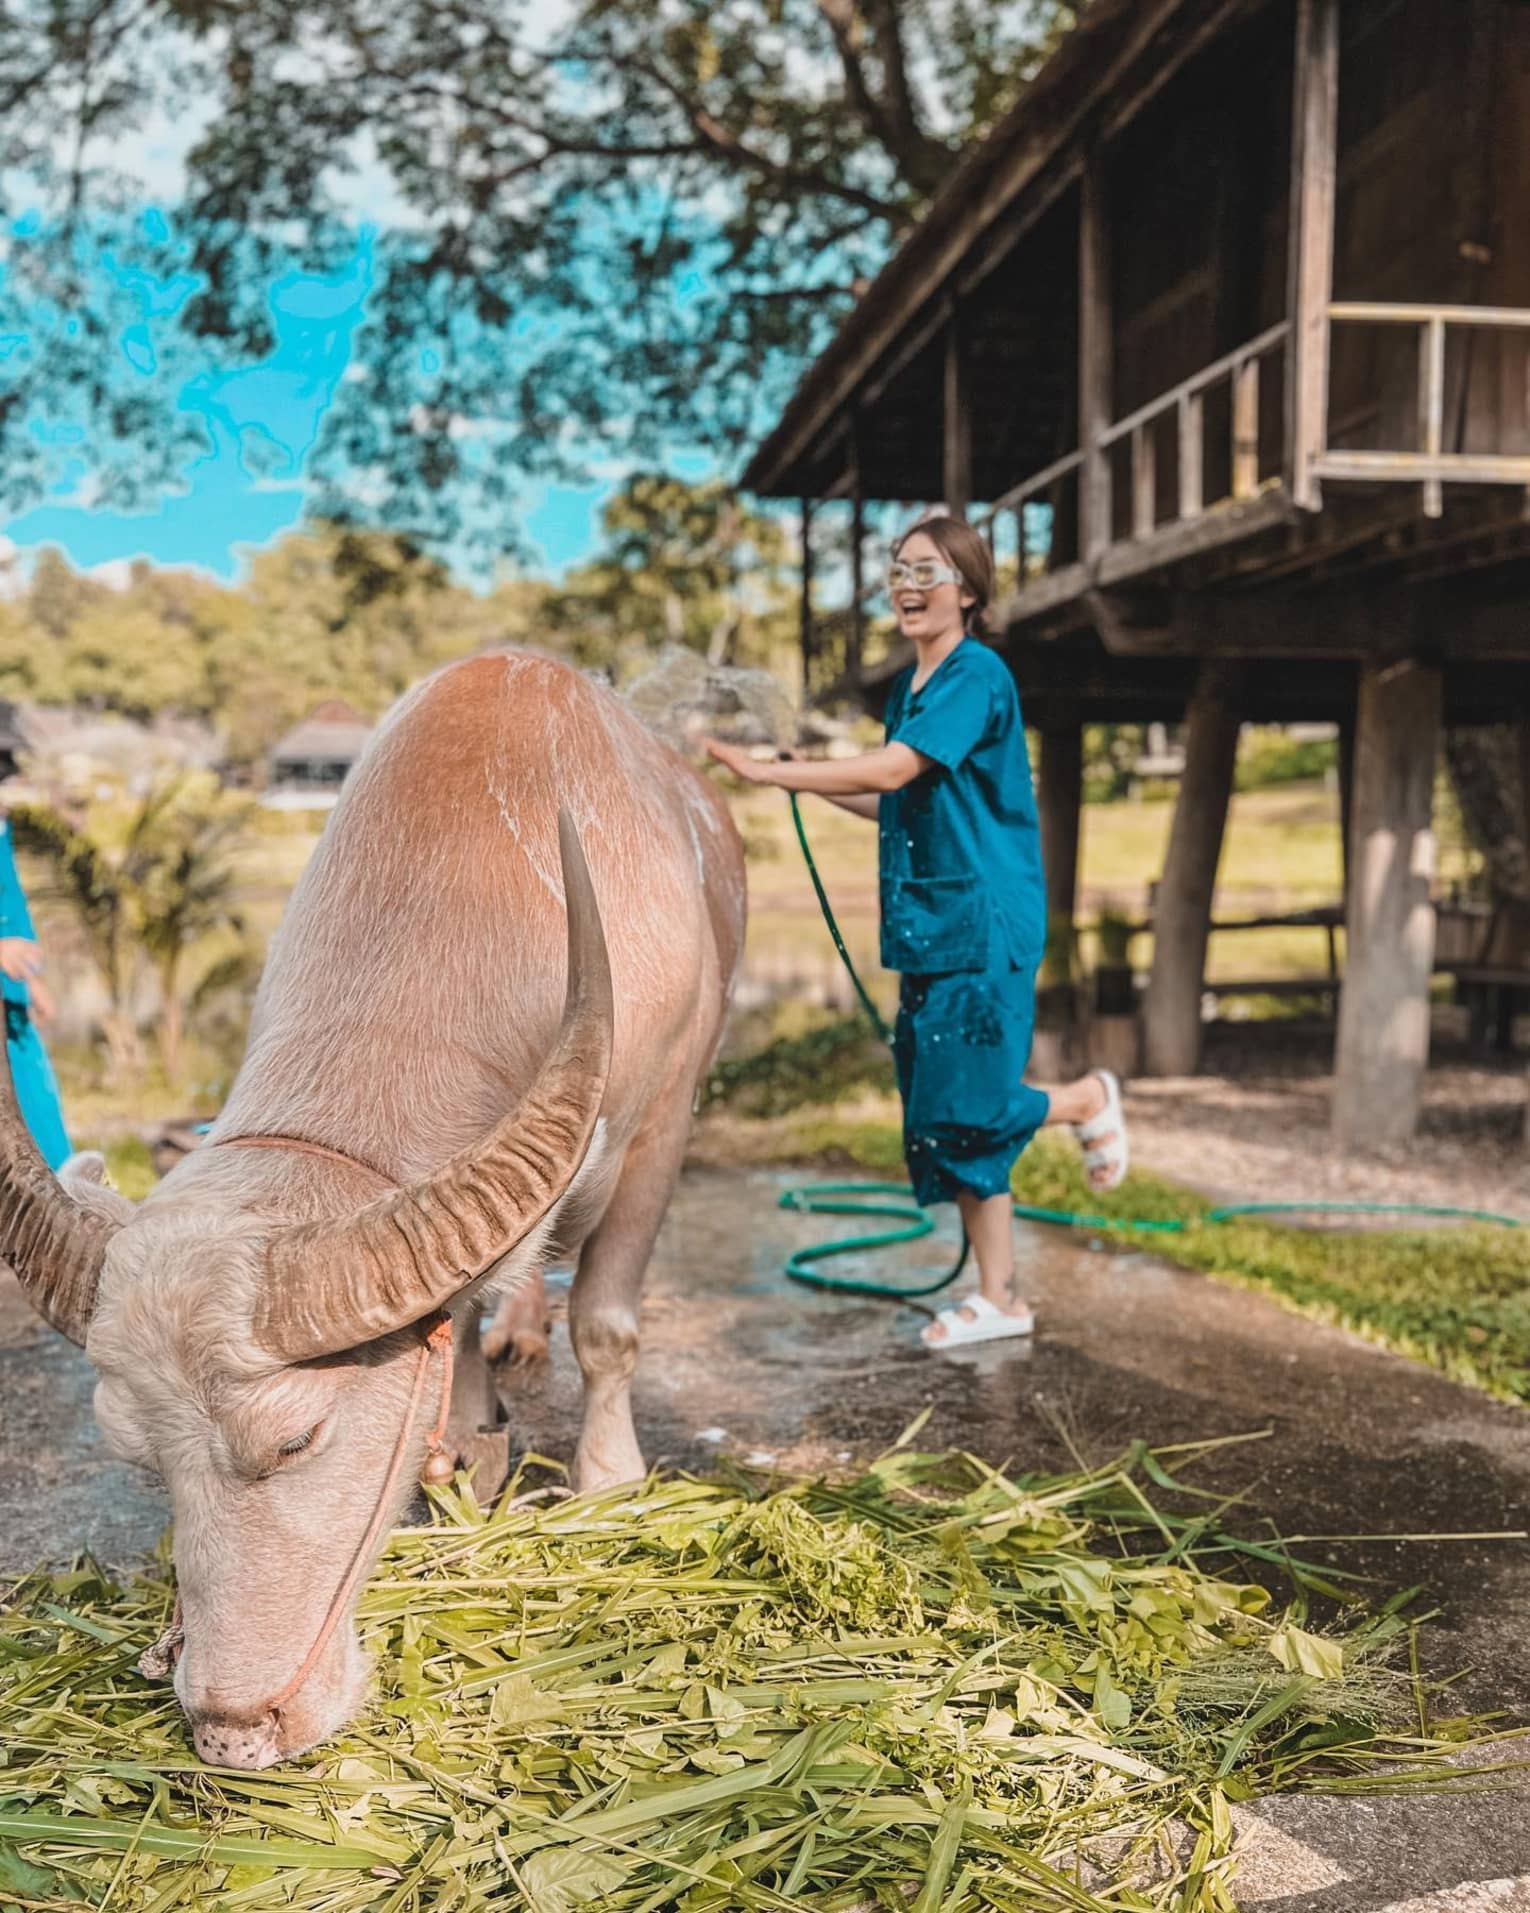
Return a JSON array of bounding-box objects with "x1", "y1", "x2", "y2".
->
[{"x1": 12, "y1": 774, "x2": 255, "y2": 1085}]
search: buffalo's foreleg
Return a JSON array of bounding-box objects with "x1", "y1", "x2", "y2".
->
[
  {"x1": 481, "y1": 1266, "x2": 551, "y2": 1367},
  {"x1": 420, "y1": 1303, "x2": 509, "y2": 1500},
  {"x1": 567, "y1": 1097, "x2": 691, "y2": 1493}
]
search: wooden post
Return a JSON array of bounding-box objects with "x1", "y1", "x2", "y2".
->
[
  {"x1": 1038, "y1": 720, "x2": 1084, "y2": 943},
  {"x1": 943, "y1": 307, "x2": 972, "y2": 515},
  {"x1": 798, "y1": 498, "x2": 815, "y2": 704},
  {"x1": 1419, "y1": 316, "x2": 1446, "y2": 519},
  {"x1": 1285, "y1": 0, "x2": 1339, "y2": 512},
  {"x1": 1141, "y1": 663, "x2": 1244, "y2": 1077},
  {"x1": 1131, "y1": 426, "x2": 1154, "y2": 538},
  {"x1": 1337, "y1": 708, "x2": 1355, "y2": 904},
  {"x1": 1232, "y1": 357, "x2": 1261, "y2": 499},
  {"x1": 1332, "y1": 660, "x2": 1442, "y2": 1149},
  {"x1": 1079, "y1": 148, "x2": 1113, "y2": 560},
  {"x1": 1178, "y1": 392, "x2": 1204, "y2": 521},
  {"x1": 849, "y1": 490, "x2": 866, "y2": 687}
]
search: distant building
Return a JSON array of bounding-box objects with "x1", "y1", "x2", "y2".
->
[
  {"x1": 8, "y1": 705, "x2": 220, "y2": 796},
  {"x1": 265, "y1": 701, "x2": 372, "y2": 806}
]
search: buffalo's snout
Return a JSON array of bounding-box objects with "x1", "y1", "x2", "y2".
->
[{"x1": 191, "y1": 1710, "x2": 282, "y2": 1770}]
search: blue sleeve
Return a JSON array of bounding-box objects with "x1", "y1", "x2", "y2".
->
[
  {"x1": 893, "y1": 662, "x2": 993, "y2": 773},
  {"x1": 0, "y1": 826, "x2": 34, "y2": 941}
]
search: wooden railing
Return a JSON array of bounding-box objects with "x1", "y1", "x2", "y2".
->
[
  {"x1": 973, "y1": 322, "x2": 1289, "y2": 584},
  {"x1": 1315, "y1": 304, "x2": 1530, "y2": 516},
  {"x1": 974, "y1": 449, "x2": 1085, "y2": 583},
  {"x1": 1097, "y1": 321, "x2": 1289, "y2": 536}
]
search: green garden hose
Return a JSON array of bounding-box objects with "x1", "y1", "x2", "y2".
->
[{"x1": 780, "y1": 793, "x2": 1520, "y2": 1304}]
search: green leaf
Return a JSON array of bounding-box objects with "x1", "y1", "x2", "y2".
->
[
  {"x1": 1268, "y1": 1626, "x2": 1346, "y2": 1680},
  {"x1": 1092, "y1": 1665, "x2": 1132, "y2": 1732},
  {"x1": 519, "y1": 1847, "x2": 629, "y2": 1909}
]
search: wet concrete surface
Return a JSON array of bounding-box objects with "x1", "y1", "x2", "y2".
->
[{"x1": 3, "y1": 1163, "x2": 1528, "y2": 1907}]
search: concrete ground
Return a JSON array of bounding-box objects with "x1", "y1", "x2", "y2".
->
[{"x1": 3, "y1": 1163, "x2": 1528, "y2": 1910}]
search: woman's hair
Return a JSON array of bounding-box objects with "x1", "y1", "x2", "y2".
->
[{"x1": 892, "y1": 514, "x2": 994, "y2": 635}]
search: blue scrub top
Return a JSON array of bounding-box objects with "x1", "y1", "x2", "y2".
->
[{"x1": 878, "y1": 638, "x2": 1045, "y2": 976}]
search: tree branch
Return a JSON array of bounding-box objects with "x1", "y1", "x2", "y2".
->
[
  {"x1": 861, "y1": 0, "x2": 954, "y2": 197},
  {"x1": 611, "y1": 53, "x2": 905, "y2": 220}
]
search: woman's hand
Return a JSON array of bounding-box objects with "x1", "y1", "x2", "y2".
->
[
  {"x1": 0, "y1": 938, "x2": 52, "y2": 1019},
  {"x1": 0, "y1": 938, "x2": 42, "y2": 986},
  {"x1": 704, "y1": 738, "x2": 775, "y2": 784}
]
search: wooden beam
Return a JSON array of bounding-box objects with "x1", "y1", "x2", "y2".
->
[
  {"x1": 799, "y1": 499, "x2": 815, "y2": 704},
  {"x1": 1093, "y1": 488, "x2": 1294, "y2": 587},
  {"x1": 1332, "y1": 660, "x2": 1442, "y2": 1148},
  {"x1": 1132, "y1": 426, "x2": 1155, "y2": 538},
  {"x1": 1079, "y1": 145, "x2": 1114, "y2": 561},
  {"x1": 1141, "y1": 663, "x2": 1244, "y2": 1076},
  {"x1": 1285, "y1": 0, "x2": 1339, "y2": 513},
  {"x1": 1419, "y1": 318, "x2": 1446, "y2": 519},
  {"x1": 1038, "y1": 720, "x2": 1085, "y2": 945},
  {"x1": 1337, "y1": 705, "x2": 1355, "y2": 905},
  {"x1": 1231, "y1": 357, "x2": 1261, "y2": 500},
  {"x1": 848, "y1": 423, "x2": 866, "y2": 685},
  {"x1": 942, "y1": 307, "x2": 972, "y2": 514},
  {"x1": 1178, "y1": 393, "x2": 1204, "y2": 520}
]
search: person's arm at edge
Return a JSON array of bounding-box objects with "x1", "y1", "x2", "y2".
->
[
  {"x1": 819, "y1": 792, "x2": 882, "y2": 820},
  {"x1": 705, "y1": 738, "x2": 929, "y2": 797}
]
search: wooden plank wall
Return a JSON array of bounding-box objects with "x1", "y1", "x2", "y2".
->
[{"x1": 1329, "y1": 0, "x2": 1530, "y2": 459}]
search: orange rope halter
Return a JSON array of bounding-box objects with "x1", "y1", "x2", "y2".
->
[{"x1": 140, "y1": 1132, "x2": 457, "y2": 1717}]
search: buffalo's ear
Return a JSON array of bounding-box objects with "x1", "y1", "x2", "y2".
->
[{"x1": 58, "y1": 1152, "x2": 138, "y2": 1227}]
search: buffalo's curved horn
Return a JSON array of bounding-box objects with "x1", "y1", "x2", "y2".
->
[
  {"x1": 255, "y1": 810, "x2": 614, "y2": 1361},
  {"x1": 0, "y1": 1008, "x2": 118, "y2": 1345}
]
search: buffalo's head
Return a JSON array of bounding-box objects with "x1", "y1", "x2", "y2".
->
[{"x1": 4, "y1": 812, "x2": 612, "y2": 1769}]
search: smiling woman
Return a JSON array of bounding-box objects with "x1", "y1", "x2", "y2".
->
[{"x1": 706, "y1": 514, "x2": 1133, "y2": 1353}]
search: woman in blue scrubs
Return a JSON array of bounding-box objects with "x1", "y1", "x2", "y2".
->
[
  {"x1": 0, "y1": 734, "x2": 72, "y2": 1170},
  {"x1": 707, "y1": 516, "x2": 1128, "y2": 1349}
]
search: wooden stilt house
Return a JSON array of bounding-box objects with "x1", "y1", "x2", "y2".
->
[{"x1": 742, "y1": 0, "x2": 1530, "y2": 1147}]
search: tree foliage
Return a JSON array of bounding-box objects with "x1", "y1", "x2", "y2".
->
[
  {"x1": 545, "y1": 475, "x2": 795, "y2": 674},
  {"x1": 0, "y1": 478, "x2": 798, "y2": 759},
  {"x1": 0, "y1": 528, "x2": 541, "y2": 761},
  {"x1": 13, "y1": 772, "x2": 259, "y2": 1081},
  {"x1": 3, "y1": 0, "x2": 1079, "y2": 546}
]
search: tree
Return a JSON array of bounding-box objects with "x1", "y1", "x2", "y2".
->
[
  {"x1": 127, "y1": 774, "x2": 254, "y2": 1086},
  {"x1": 12, "y1": 774, "x2": 257, "y2": 1084},
  {"x1": 3, "y1": 0, "x2": 1080, "y2": 547},
  {"x1": 8, "y1": 801, "x2": 140, "y2": 1075},
  {"x1": 545, "y1": 473, "x2": 795, "y2": 677},
  {"x1": 0, "y1": 530, "x2": 547, "y2": 761}
]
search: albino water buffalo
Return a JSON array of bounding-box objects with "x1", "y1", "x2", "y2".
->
[{"x1": 1, "y1": 650, "x2": 745, "y2": 1768}]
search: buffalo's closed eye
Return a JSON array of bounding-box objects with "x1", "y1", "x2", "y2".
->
[{"x1": 276, "y1": 1425, "x2": 321, "y2": 1460}]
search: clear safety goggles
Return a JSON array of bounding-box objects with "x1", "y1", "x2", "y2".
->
[{"x1": 886, "y1": 558, "x2": 962, "y2": 593}]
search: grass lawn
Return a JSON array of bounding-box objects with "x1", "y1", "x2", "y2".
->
[
  {"x1": 741, "y1": 774, "x2": 1481, "y2": 988},
  {"x1": 742, "y1": 781, "x2": 1356, "y2": 987}
]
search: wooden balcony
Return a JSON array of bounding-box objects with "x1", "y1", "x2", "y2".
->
[{"x1": 974, "y1": 301, "x2": 1530, "y2": 633}]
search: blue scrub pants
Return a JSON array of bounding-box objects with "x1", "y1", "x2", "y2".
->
[{"x1": 893, "y1": 963, "x2": 1050, "y2": 1209}]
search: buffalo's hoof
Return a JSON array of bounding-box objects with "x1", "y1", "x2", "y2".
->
[{"x1": 482, "y1": 1318, "x2": 552, "y2": 1368}]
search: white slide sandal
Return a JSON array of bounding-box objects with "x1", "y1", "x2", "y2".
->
[
  {"x1": 1075, "y1": 1068, "x2": 1129, "y2": 1193},
  {"x1": 920, "y1": 1292, "x2": 1036, "y2": 1349}
]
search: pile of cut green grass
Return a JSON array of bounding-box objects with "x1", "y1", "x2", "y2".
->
[
  {"x1": 778, "y1": 1118, "x2": 1530, "y2": 1404},
  {"x1": 0, "y1": 1443, "x2": 1503, "y2": 1912}
]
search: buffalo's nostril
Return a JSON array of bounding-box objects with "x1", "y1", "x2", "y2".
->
[{"x1": 192, "y1": 1714, "x2": 281, "y2": 1770}]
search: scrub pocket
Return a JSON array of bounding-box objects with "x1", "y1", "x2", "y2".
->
[{"x1": 880, "y1": 874, "x2": 993, "y2": 975}]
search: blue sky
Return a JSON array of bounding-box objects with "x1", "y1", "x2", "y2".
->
[{"x1": 2, "y1": 234, "x2": 616, "y2": 586}]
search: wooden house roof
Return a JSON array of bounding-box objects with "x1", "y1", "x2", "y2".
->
[{"x1": 743, "y1": 0, "x2": 1228, "y2": 500}]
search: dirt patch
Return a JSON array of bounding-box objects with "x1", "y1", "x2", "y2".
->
[{"x1": 1124, "y1": 1024, "x2": 1530, "y2": 1221}]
